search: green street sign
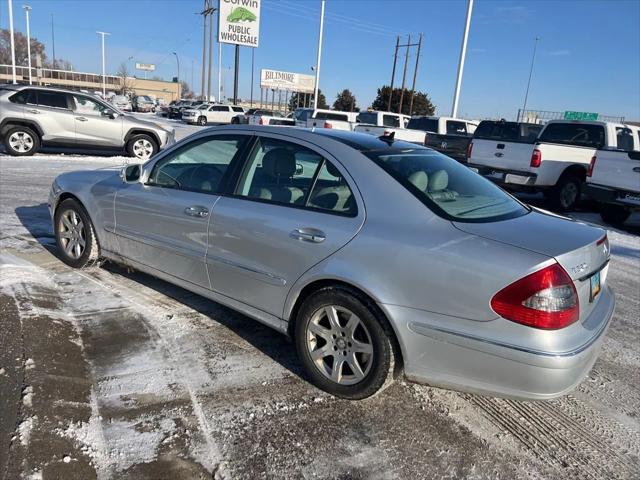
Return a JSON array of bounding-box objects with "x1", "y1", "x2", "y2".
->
[{"x1": 564, "y1": 111, "x2": 599, "y2": 121}]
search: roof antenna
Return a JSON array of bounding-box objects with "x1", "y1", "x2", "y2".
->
[{"x1": 379, "y1": 130, "x2": 395, "y2": 144}]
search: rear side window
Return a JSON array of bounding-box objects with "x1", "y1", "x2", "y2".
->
[
  {"x1": 37, "y1": 91, "x2": 68, "y2": 109},
  {"x1": 446, "y1": 121, "x2": 467, "y2": 135},
  {"x1": 232, "y1": 106, "x2": 244, "y2": 112},
  {"x1": 383, "y1": 115, "x2": 400, "y2": 127},
  {"x1": 407, "y1": 117, "x2": 439, "y2": 132},
  {"x1": 538, "y1": 123, "x2": 605, "y2": 148},
  {"x1": 616, "y1": 128, "x2": 634, "y2": 151},
  {"x1": 366, "y1": 148, "x2": 529, "y2": 222}
]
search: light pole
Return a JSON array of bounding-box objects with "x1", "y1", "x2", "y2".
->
[
  {"x1": 172, "y1": 52, "x2": 181, "y2": 99},
  {"x1": 313, "y1": 0, "x2": 325, "y2": 109},
  {"x1": 451, "y1": 0, "x2": 473, "y2": 118},
  {"x1": 520, "y1": 37, "x2": 540, "y2": 122},
  {"x1": 23, "y1": 5, "x2": 32, "y2": 85},
  {"x1": 8, "y1": 0, "x2": 17, "y2": 84},
  {"x1": 96, "y1": 31, "x2": 110, "y2": 97}
]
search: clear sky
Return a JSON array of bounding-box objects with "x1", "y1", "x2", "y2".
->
[{"x1": 1, "y1": 0, "x2": 639, "y2": 120}]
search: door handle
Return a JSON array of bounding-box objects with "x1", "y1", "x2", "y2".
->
[
  {"x1": 184, "y1": 205, "x2": 209, "y2": 218},
  {"x1": 26, "y1": 109, "x2": 40, "y2": 114},
  {"x1": 75, "y1": 117, "x2": 88, "y2": 122},
  {"x1": 290, "y1": 228, "x2": 325, "y2": 243},
  {"x1": 633, "y1": 167, "x2": 640, "y2": 173},
  {"x1": 496, "y1": 143, "x2": 505, "y2": 149}
]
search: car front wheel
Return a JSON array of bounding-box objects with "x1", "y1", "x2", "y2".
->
[
  {"x1": 4, "y1": 126, "x2": 40, "y2": 156},
  {"x1": 198, "y1": 116, "x2": 207, "y2": 126},
  {"x1": 126, "y1": 134, "x2": 157, "y2": 160},
  {"x1": 54, "y1": 199, "x2": 100, "y2": 268},
  {"x1": 295, "y1": 287, "x2": 399, "y2": 400}
]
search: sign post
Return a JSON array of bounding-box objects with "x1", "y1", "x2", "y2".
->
[{"x1": 219, "y1": 0, "x2": 261, "y2": 105}]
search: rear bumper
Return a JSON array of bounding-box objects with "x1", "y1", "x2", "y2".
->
[
  {"x1": 467, "y1": 164, "x2": 541, "y2": 190},
  {"x1": 382, "y1": 285, "x2": 615, "y2": 400},
  {"x1": 585, "y1": 184, "x2": 640, "y2": 209}
]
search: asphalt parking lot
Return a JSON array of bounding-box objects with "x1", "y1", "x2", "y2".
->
[{"x1": 0, "y1": 148, "x2": 639, "y2": 479}]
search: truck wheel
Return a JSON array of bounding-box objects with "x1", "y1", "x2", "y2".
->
[
  {"x1": 198, "y1": 116, "x2": 207, "y2": 126},
  {"x1": 548, "y1": 173, "x2": 582, "y2": 211},
  {"x1": 4, "y1": 126, "x2": 40, "y2": 156},
  {"x1": 600, "y1": 205, "x2": 630, "y2": 225}
]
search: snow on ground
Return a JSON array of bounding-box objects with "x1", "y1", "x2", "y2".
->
[{"x1": 0, "y1": 153, "x2": 639, "y2": 479}]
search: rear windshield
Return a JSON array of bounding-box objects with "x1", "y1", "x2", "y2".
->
[
  {"x1": 293, "y1": 109, "x2": 312, "y2": 122},
  {"x1": 538, "y1": 123, "x2": 605, "y2": 148},
  {"x1": 366, "y1": 148, "x2": 529, "y2": 222},
  {"x1": 315, "y1": 111, "x2": 349, "y2": 121},
  {"x1": 357, "y1": 112, "x2": 378, "y2": 124},
  {"x1": 407, "y1": 118, "x2": 439, "y2": 133},
  {"x1": 474, "y1": 121, "x2": 542, "y2": 143}
]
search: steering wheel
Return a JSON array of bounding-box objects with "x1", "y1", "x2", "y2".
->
[{"x1": 183, "y1": 164, "x2": 224, "y2": 192}]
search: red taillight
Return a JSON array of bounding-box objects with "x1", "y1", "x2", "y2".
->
[
  {"x1": 491, "y1": 263, "x2": 579, "y2": 330},
  {"x1": 324, "y1": 122, "x2": 333, "y2": 129},
  {"x1": 587, "y1": 155, "x2": 596, "y2": 177},
  {"x1": 258, "y1": 118, "x2": 263, "y2": 125},
  {"x1": 466, "y1": 141, "x2": 473, "y2": 160},
  {"x1": 530, "y1": 148, "x2": 542, "y2": 168}
]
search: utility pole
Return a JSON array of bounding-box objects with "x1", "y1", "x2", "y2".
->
[
  {"x1": 96, "y1": 31, "x2": 110, "y2": 97},
  {"x1": 397, "y1": 34, "x2": 411, "y2": 114},
  {"x1": 51, "y1": 13, "x2": 56, "y2": 69},
  {"x1": 191, "y1": 58, "x2": 194, "y2": 94},
  {"x1": 200, "y1": 0, "x2": 211, "y2": 100},
  {"x1": 23, "y1": 5, "x2": 33, "y2": 85},
  {"x1": 208, "y1": 9, "x2": 215, "y2": 101},
  {"x1": 408, "y1": 33, "x2": 423, "y2": 115},
  {"x1": 313, "y1": 0, "x2": 325, "y2": 109},
  {"x1": 250, "y1": 47, "x2": 255, "y2": 107},
  {"x1": 172, "y1": 52, "x2": 180, "y2": 98},
  {"x1": 387, "y1": 36, "x2": 399, "y2": 112},
  {"x1": 451, "y1": 0, "x2": 473, "y2": 118},
  {"x1": 8, "y1": 0, "x2": 17, "y2": 84},
  {"x1": 520, "y1": 37, "x2": 540, "y2": 122}
]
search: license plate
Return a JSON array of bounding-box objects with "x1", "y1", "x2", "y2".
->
[{"x1": 590, "y1": 270, "x2": 601, "y2": 302}]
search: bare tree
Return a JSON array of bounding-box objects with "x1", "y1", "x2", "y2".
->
[{"x1": 117, "y1": 63, "x2": 134, "y2": 95}]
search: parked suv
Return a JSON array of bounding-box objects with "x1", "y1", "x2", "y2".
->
[{"x1": 0, "y1": 85, "x2": 175, "y2": 160}]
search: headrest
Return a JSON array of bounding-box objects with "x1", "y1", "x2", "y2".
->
[
  {"x1": 262, "y1": 148, "x2": 296, "y2": 178},
  {"x1": 326, "y1": 161, "x2": 342, "y2": 178},
  {"x1": 408, "y1": 171, "x2": 429, "y2": 192},
  {"x1": 428, "y1": 169, "x2": 449, "y2": 192}
]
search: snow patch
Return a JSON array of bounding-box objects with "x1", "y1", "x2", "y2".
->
[{"x1": 18, "y1": 416, "x2": 37, "y2": 446}]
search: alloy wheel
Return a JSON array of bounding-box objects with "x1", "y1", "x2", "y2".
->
[
  {"x1": 58, "y1": 209, "x2": 86, "y2": 259},
  {"x1": 9, "y1": 131, "x2": 34, "y2": 153},
  {"x1": 132, "y1": 138, "x2": 154, "y2": 160},
  {"x1": 306, "y1": 305, "x2": 374, "y2": 385}
]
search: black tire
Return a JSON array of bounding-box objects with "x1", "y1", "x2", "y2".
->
[
  {"x1": 54, "y1": 198, "x2": 100, "y2": 269},
  {"x1": 126, "y1": 133, "x2": 158, "y2": 161},
  {"x1": 198, "y1": 116, "x2": 208, "y2": 126},
  {"x1": 231, "y1": 117, "x2": 239, "y2": 124},
  {"x1": 547, "y1": 173, "x2": 582, "y2": 211},
  {"x1": 4, "y1": 125, "x2": 40, "y2": 156},
  {"x1": 294, "y1": 286, "x2": 399, "y2": 400},
  {"x1": 600, "y1": 204, "x2": 631, "y2": 225}
]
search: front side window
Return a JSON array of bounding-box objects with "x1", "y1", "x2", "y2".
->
[
  {"x1": 73, "y1": 95, "x2": 109, "y2": 115},
  {"x1": 37, "y1": 91, "x2": 68, "y2": 109},
  {"x1": 407, "y1": 117, "x2": 439, "y2": 132},
  {"x1": 382, "y1": 115, "x2": 400, "y2": 128},
  {"x1": 315, "y1": 111, "x2": 348, "y2": 122},
  {"x1": 235, "y1": 137, "x2": 356, "y2": 215},
  {"x1": 232, "y1": 106, "x2": 244, "y2": 112},
  {"x1": 446, "y1": 121, "x2": 467, "y2": 135},
  {"x1": 211, "y1": 106, "x2": 229, "y2": 112},
  {"x1": 366, "y1": 148, "x2": 528, "y2": 222},
  {"x1": 148, "y1": 135, "x2": 248, "y2": 193},
  {"x1": 538, "y1": 123, "x2": 605, "y2": 148}
]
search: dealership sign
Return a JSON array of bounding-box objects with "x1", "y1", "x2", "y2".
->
[
  {"x1": 135, "y1": 63, "x2": 156, "y2": 72},
  {"x1": 219, "y1": 0, "x2": 261, "y2": 47},
  {"x1": 260, "y1": 69, "x2": 315, "y2": 93}
]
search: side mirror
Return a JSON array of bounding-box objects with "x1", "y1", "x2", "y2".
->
[
  {"x1": 103, "y1": 110, "x2": 118, "y2": 119},
  {"x1": 295, "y1": 163, "x2": 304, "y2": 175},
  {"x1": 120, "y1": 164, "x2": 141, "y2": 183}
]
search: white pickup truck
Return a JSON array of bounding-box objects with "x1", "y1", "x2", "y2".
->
[
  {"x1": 467, "y1": 119, "x2": 638, "y2": 211},
  {"x1": 306, "y1": 109, "x2": 359, "y2": 131},
  {"x1": 585, "y1": 126, "x2": 640, "y2": 225},
  {"x1": 352, "y1": 111, "x2": 418, "y2": 140}
]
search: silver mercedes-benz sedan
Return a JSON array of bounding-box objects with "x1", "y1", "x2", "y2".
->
[{"x1": 49, "y1": 126, "x2": 615, "y2": 400}]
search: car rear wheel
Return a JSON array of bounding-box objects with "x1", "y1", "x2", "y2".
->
[
  {"x1": 54, "y1": 199, "x2": 100, "y2": 269},
  {"x1": 600, "y1": 204, "x2": 630, "y2": 225},
  {"x1": 126, "y1": 134, "x2": 157, "y2": 161},
  {"x1": 4, "y1": 126, "x2": 40, "y2": 156},
  {"x1": 295, "y1": 287, "x2": 399, "y2": 400},
  {"x1": 198, "y1": 116, "x2": 207, "y2": 126},
  {"x1": 547, "y1": 173, "x2": 582, "y2": 211}
]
